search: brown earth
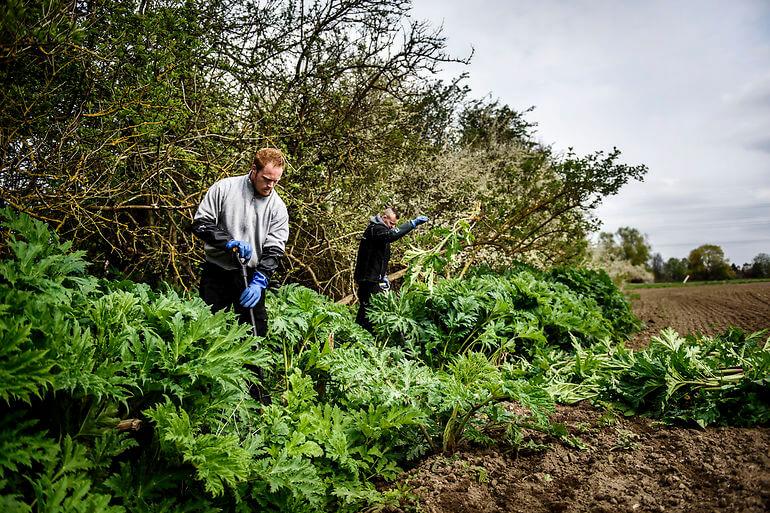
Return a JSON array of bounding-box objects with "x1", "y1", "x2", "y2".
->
[
  {"x1": 381, "y1": 282, "x2": 770, "y2": 513},
  {"x1": 627, "y1": 281, "x2": 770, "y2": 349}
]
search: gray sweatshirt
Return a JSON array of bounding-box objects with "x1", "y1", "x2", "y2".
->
[{"x1": 192, "y1": 174, "x2": 289, "y2": 272}]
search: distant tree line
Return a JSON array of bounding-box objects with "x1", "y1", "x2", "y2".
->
[
  {"x1": 596, "y1": 227, "x2": 770, "y2": 282},
  {"x1": 650, "y1": 248, "x2": 770, "y2": 282},
  {"x1": 739, "y1": 253, "x2": 770, "y2": 279},
  {"x1": 1, "y1": 0, "x2": 646, "y2": 297}
]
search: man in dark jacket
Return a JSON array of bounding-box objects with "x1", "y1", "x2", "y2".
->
[{"x1": 354, "y1": 207, "x2": 428, "y2": 331}]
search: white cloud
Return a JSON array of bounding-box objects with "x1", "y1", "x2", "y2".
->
[{"x1": 411, "y1": 0, "x2": 770, "y2": 264}]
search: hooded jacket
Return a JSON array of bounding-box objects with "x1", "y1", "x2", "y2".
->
[{"x1": 353, "y1": 215, "x2": 415, "y2": 283}]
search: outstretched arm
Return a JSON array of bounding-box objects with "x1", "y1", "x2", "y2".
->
[{"x1": 367, "y1": 216, "x2": 429, "y2": 243}]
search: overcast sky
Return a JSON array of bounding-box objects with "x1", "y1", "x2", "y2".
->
[{"x1": 410, "y1": 0, "x2": 770, "y2": 266}]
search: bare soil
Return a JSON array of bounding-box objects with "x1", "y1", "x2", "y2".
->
[
  {"x1": 627, "y1": 281, "x2": 770, "y2": 349},
  {"x1": 382, "y1": 282, "x2": 770, "y2": 513}
]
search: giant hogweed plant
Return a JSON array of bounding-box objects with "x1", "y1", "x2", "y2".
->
[
  {"x1": 0, "y1": 208, "x2": 271, "y2": 510},
  {"x1": 605, "y1": 328, "x2": 770, "y2": 426},
  {"x1": 257, "y1": 279, "x2": 559, "y2": 457},
  {"x1": 0, "y1": 209, "x2": 418, "y2": 511},
  {"x1": 367, "y1": 213, "x2": 621, "y2": 368},
  {"x1": 401, "y1": 211, "x2": 477, "y2": 291},
  {"x1": 367, "y1": 272, "x2": 613, "y2": 368},
  {"x1": 262, "y1": 283, "x2": 371, "y2": 390},
  {"x1": 241, "y1": 370, "x2": 427, "y2": 511},
  {"x1": 547, "y1": 266, "x2": 642, "y2": 339},
  {"x1": 257, "y1": 285, "x2": 559, "y2": 456},
  {"x1": 1, "y1": 209, "x2": 557, "y2": 512},
  {"x1": 320, "y1": 344, "x2": 556, "y2": 453},
  {"x1": 537, "y1": 327, "x2": 770, "y2": 427}
]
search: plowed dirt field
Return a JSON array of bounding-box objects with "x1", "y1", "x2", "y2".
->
[
  {"x1": 384, "y1": 281, "x2": 770, "y2": 513},
  {"x1": 628, "y1": 281, "x2": 770, "y2": 349}
]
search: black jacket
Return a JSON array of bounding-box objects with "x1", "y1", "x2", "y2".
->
[{"x1": 354, "y1": 216, "x2": 414, "y2": 283}]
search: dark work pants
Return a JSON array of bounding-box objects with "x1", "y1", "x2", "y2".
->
[
  {"x1": 355, "y1": 281, "x2": 382, "y2": 333},
  {"x1": 199, "y1": 261, "x2": 267, "y2": 336},
  {"x1": 200, "y1": 261, "x2": 270, "y2": 403}
]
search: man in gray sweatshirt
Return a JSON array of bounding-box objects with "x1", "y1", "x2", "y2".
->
[{"x1": 191, "y1": 148, "x2": 289, "y2": 337}]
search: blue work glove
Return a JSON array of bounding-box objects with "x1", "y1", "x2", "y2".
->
[
  {"x1": 240, "y1": 271, "x2": 268, "y2": 308},
  {"x1": 226, "y1": 239, "x2": 252, "y2": 261},
  {"x1": 410, "y1": 215, "x2": 429, "y2": 228},
  {"x1": 379, "y1": 275, "x2": 390, "y2": 291}
]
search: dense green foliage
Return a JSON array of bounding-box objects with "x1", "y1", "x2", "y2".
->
[
  {"x1": 0, "y1": 208, "x2": 260, "y2": 511},
  {"x1": 367, "y1": 273, "x2": 613, "y2": 367},
  {"x1": 0, "y1": 210, "x2": 555, "y2": 511},
  {"x1": 547, "y1": 267, "x2": 642, "y2": 338},
  {"x1": 2, "y1": 210, "x2": 767, "y2": 511},
  {"x1": 539, "y1": 329, "x2": 770, "y2": 427}
]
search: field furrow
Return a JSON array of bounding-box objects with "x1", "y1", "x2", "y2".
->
[{"x1": 628, "y1": 282, "x2": 770, "y2": 348}]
